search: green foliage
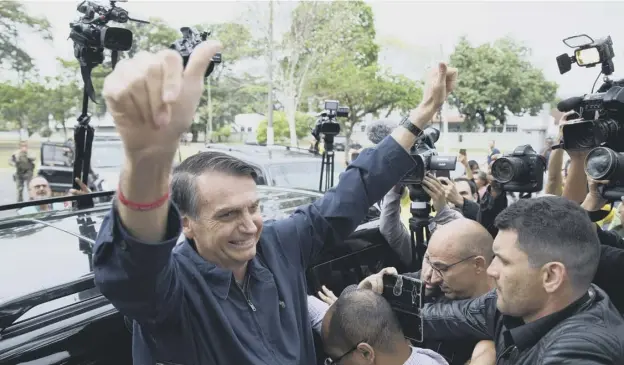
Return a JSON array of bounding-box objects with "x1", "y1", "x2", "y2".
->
[
  {"x1": 448, "y1": 36, "x2": 558, "y2": 131},
  {"x1": 306, "y1": 1, "x2": 421, "y2": 140},
  {"x1": 0, "y1": 81, "x2": 49, "y2": 133},
  {"x1": 0, "y1": 1, "x2": 52, "y2": 75},
  {"x1": 256, "y1": 112, "x2": 314, "y2": 145},
  {"x1": 123, "y1": 17, "x2": 180, "y2": 58},
  {"x1": 211, "y1": 124, "x2": 233, "y2": 142}
]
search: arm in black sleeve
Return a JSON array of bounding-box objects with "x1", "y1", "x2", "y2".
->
[{"x1": 461, "y1": 199, "x2": 480, "y2": 221}]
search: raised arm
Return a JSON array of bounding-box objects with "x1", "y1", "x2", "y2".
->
[
  {"x1": 93, "y1": 42, "x2": 223, "y2": 323},
  {"x1": 269, "y1": 63, "x2": 458, "y2": 269},
  {"x1": 379, "y1": 186, "x2": 412, "y2": 266}
]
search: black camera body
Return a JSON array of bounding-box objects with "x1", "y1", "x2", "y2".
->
[
  {"x1": 491, "y1": 145, "x2": 546, "y2": 193},
  {"x1": 170, "y1": 27, "x2": 222, "y2": 78},
  {"x1": 69, "y1": 0, "x2": 136, "y2": 66},
  {"x1": 311, "y1": 100, "x2": 349, "y2": 149},
  {"x1": 585, "y1": 146, "x2": 624, "y2": 201},
  {"x1": 402, "y1": 127, "x2": 457, "y2": 185}
]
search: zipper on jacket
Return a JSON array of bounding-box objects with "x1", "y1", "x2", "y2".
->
[
  {"x1": 496, "y1": 345, "x2": 517, "y2": 364},
  {"x1": 236, "y1": 273, "x2": 257, "y2": 312}
]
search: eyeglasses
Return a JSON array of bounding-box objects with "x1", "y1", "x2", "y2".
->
[
  {"x1": 324, "y1": 344, "x2": 360, "y2": 365},
  {"x1": 425, "y1": 255, "x2": 476, "y2": 278}
]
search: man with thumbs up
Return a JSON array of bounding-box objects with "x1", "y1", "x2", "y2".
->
[{"x1": 92, "y1": 40, "x2": 457, "y2": 365}]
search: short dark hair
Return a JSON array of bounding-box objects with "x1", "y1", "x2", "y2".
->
[
  {"x1": 326, "y1": 289, "x2": 403, "y2": 353},
  {"x1": 454, "y1": 177, "x2": 477, "y2": 195},
  {"x1": 468, "y1": 160, "x2": 479, "y2": 170},
  {"x1": 171, "y1": 151, "x2": 256, "y2": 219},
  {"x1": 494, "y1": 196, "x2": 600, "y2": 291}
]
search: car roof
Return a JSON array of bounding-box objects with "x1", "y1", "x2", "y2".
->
[
  {"x1": 202, "y1": 144, "x2": 322, "y2": 165},
  {"x1": 0, "y1": 186, "x2": 322, "y2": 304}
]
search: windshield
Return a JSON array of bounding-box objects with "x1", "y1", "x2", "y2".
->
[
  {"x1": 91, "y1": 143, "x2": 125, "y2": 168},
  {"x1": 268, "y1": 161, "x2": 341, "y2": 191},
  {"x1": 0, "y1": 186, "x2": 320, "y2": 319}
]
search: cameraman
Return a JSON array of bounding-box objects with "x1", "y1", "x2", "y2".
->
[
  {"x1": 581, "y1": 178, "x2": 624, "y2": 314},
  {"x1": 380, "y1": 175, "x2": 464, "y2": 268}
]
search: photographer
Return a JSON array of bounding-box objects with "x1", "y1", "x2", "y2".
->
[
  {"x1": 379, "y1": 175, "x2": 464, "y2": 268},
  {"x1": 91, "y1": 41, "x2": 458, "y2": 365}
]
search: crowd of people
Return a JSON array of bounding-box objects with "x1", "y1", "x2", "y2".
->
[{"x1": 82, "y1": 40, "x2": 624, "y2": 365}]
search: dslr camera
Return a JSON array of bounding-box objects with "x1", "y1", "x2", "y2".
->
[
  {"x1": 170, "y1": 27, "x2": 222, "y2": 78},
  {"x1": 402, "y1": 127, "x2": 457, "y2": 185},
  {"x1": 491, "y1": 145, "x2": 546, "y2": 193},
  {"x1": 311, "y1": 100, "x2": 350, "y2": 150}
]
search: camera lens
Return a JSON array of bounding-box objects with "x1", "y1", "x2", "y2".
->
[
  {"x1": 585, "y1": 146, "x2": 624, "y2": 180},
  {"x1": 491, "y1": 157, "x2": 524, "y2": 184}
]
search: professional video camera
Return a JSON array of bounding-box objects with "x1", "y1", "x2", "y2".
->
[
  {"x1": 491, "y1": 145, "x2": 546, "y2": 194},
  {"x1": 69, "y1": 0, "x2": 148, "y2": 102},
  {"x1": 311, "y1": 100, "x2": 350, "y2": 143},
  {"x1": 312, "y1": 100, "x2": 349, "y2": 193},
  {"x1": 555, "y1": 34, "x2": 624, "y2": 152},
  {"x1": 170, "y1": 27, "x2": 222, "y2": 78}
]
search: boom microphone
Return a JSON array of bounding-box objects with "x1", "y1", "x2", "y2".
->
[
  {"x1": 557, "y1": 96, "x2": 584, "y2": 112},
  {"x1": 366, "y1": 119, "x2": 399, "y2": 144}
]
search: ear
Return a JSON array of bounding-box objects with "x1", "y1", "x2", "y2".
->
[
  {"x1": 357, "y1": 343, "x2": 375, "y2": 363},
  {"x1": 542, "y1": 262, "x2": 566, "y2": 293},
  {"x1": 182, "y1": 216, "x2": 194, "y2": 239},
  {"x1": 473, "y1": 255, "x2": 487, "y2": 274}
]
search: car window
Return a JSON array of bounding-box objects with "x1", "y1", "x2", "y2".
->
[
  {"x1": 0, "y1": 186, "x2": 321, "y2": 322},
  {"x1": 268, "y1": 162, "x2": 325, "y2": 191},
  {"x1": 91, "y1": 144, "x2": 125, "y2": 168}
]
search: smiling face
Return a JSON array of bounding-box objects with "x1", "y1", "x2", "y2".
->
[{"x1": 182, "y1": 172, "x2": 263, "y2": 270}]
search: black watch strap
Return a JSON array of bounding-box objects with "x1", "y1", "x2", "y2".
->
[{"x1": 399, "y1": 116, "x2": 424, "y2": 137}]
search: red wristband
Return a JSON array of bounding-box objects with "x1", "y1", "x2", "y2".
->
[{"x1": 117, "y1": 184, "x2": 169, "y2": 211}]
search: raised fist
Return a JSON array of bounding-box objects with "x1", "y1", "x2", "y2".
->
[{"x1": 102, "y1": 41, "x2": 222, "y2": 162}]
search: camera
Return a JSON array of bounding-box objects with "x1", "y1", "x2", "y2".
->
[
  {"x1": 311, "y1": 100, "x2": 350, "y2": 149},
  {"x1": 491, "y1": 145, "x2": 546, "y2": 193},
  {"x1": 402, "y1": 127, "x2": 457, "y2": 185},
  {"x1": 555, "y1": 34, "x2": 624, "y2": 152},
  {"x1": 170, "y1": 27, "x2": 222, "y2": 78},
  {"x1": 69, "y1": 0, "x2": 147, "y2": 102},
  {"x1": 584, "y1": 146, "x2": 624, "y2": 200}
]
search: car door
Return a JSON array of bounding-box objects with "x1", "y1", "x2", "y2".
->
[{"x1": 38, "y1": 142, "x2": 74, "y2": 194}]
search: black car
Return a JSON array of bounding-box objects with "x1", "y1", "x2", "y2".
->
[
  {"x1": 202, "y1": 143, "x2": 343, "y2": 192},
  {"x1": 0, "y1": 186, "x2": 406, "y2": 364}
]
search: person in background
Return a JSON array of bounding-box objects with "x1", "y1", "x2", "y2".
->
[
  {"x1": 475, "y1": 171, "x2": 488, "y2": 200},
  {"x1": 486, "y1": 140, "x2": 500, "y2": 166},
  {"x1": 17, "y1": 177, "x2": 89, "y2": 215},
  {"x1": 9, "y1": 141, "x2": 36, "y2": 202},
  {"x1": 468, "y1": 160, "x2": 480, "y2": 177}
]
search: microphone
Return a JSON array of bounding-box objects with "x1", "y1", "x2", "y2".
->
[
  {"x1": 366, "y1": 119, "x2": 399, "y2": 144},
  {"x1": 557, "y1": 96, "x2": 583, "y2": 112}
]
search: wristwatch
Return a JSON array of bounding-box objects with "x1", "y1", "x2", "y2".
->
[{"x1": 399, "y1": 116, "x2": 424, "y2": 137}]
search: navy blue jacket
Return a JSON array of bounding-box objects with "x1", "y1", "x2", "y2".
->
[{"x1": 93, "y1": 136, "x2": 415, "y2": 365}]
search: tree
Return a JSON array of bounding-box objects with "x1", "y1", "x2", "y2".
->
[
  {"x1": 0, "y1": 1, "x2": 52, "y2": 77},
  {"x1": 0, "y1": 81, "x2": 50, "y2": 134},
  {"x1": 46, "y1": 58, "x2": 82, "y2": 137},
  {"x1": 308, "y1": 1, "x2": 422, "y2": 153},
  {"x1": 274, "y1": 0, "x2": 378, "y2": 147},
  {"x1": 123, "y1": 17, "x2": 179, "y2": 58},
  {"x1": 256, "y1": 111, "x2": 313, "y2": 145},
  {"x1": 448, "y1": 37, "x2": 558, "y2": 131}
]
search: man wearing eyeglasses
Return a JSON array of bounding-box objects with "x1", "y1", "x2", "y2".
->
[{"x1": 360, "y1": 219, "x2": 494, "y2": 365}]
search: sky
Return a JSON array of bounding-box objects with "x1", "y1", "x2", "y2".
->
[{"x1": 17, "y1": 0, "x2": 624, "y2": 99}]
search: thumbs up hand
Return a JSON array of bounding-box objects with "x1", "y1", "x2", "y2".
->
[{"x1": 102, "y1": 41, "x2": 222, "y2": 163}]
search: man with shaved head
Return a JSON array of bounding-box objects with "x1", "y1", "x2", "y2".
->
[
  {"x1": 320, "y1": 289, "x2": 448, "y2": 365},
  {"x1": 359, "y1": 218, "x2": 495, "y2": 364}
]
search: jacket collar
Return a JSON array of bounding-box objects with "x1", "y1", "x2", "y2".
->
[
  {"x1": 174, "y1": 238, "x2": 274, "y2": 300},
  {"x1": 503, "y1": 286, "x2": 597, "y2": 351}
]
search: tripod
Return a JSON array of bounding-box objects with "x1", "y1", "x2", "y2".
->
[
  {"x1": 318, "y1": 137, "x2": 336, "y2": 193},
  {"x1": 407, "y1": 185, "x2": 433, "y2": 271},
  {"x1": 72, "y1": 81, "x2": 95, "y2": 210}
]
